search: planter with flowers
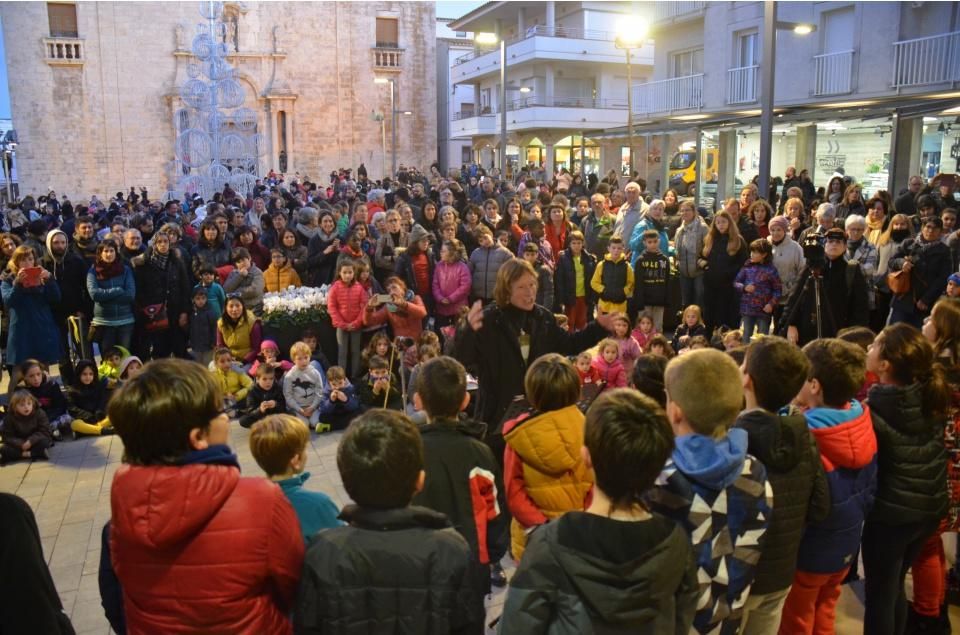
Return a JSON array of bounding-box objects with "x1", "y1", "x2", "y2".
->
[{"x1": 261, "y1": 286, "x2": 338, "y2": 362}]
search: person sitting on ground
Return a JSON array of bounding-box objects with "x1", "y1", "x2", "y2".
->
[
  {"x1": 293, "y1": 409, "x2": 484, "y2": 634},
  {"x1": 249, "y1": 414, "x2": 342, "y2": 544},
  {"x1": 239, "y1": 362, "x2": 286, "y2": 429},
  {"x1": 98, "y1": 359, "x2": 304, "y2": 635},
  {"x1": 317, "y1": 365, "x2": 361, "y2": 431},
  {"x1": 499, "y1": 389, "x2": 699, "y2": 633},
  {"x1": 0, "y1": 390, "x2": 53, "y2": 466},
  {"x1": 67, "y1": 360, "x2": 113, "y2": 436}
]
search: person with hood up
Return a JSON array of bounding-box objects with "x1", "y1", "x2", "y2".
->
[
  {"x1": 66, "y1": 359, "x2": 112, "y2": 436},
  {"x1": 500, "y1": 389, "x2": 698, "y2": 634},
  {"x1": 97, "y1": 359, "x2": 304, "y2": 635},
  {"x1": 42, "y1": 228, "x2": 91, "y2": 383},
  {"x1": 646, "y1": 349, "x2": 772, "y2": 635}
]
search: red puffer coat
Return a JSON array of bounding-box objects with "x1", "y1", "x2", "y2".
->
[
  {"x1": 326, "y1": 279, "x2": 368, "y2": 329},
  {"x1": 109, "y1": 463, "x2": 305, "y2": 634}
]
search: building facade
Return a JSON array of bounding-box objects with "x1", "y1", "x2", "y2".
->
[
  {"x1": 446, "y1": 1, "x2": 655, "y2": 180},
  {"x1": 436, "y1": 17, "x2": 475, "y2": 174},
  {"x1": 2, "y1": 1, "x2": 437, "y2": 199}
]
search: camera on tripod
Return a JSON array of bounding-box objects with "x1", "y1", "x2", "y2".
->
[{"x1": 802, "y1": 234, "x2": 827, "y2": 271}]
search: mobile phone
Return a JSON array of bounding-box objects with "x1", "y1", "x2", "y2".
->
[{"x1": 376, "y1": 294, "x2": 393, "y2": 304}]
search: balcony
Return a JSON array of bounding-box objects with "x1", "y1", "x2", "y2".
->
[
  {"x1": 632, "y1": 74, "x2": 703, "y2": 116},
  {"x1": 450, "y1": 96, "x2": 629, "y2": 138},
  {"x1": 652, "y1": 1, "x2": 706, "y2": 26},
  {"x1": 813, "y1": 50, "x2": 854, "y2": 96},
  {"x1": 372, "y1": 46, "x2": 403, "y2": 72},
  {"x1": 891, "y1": 30, "x2": 960, "y2": 89},
  {"x1": 44, "y1": 37, "x2": 84, "y2": 65},
  {"x1": 727, "y1": 65, "x2": 758, "y2": 104}
]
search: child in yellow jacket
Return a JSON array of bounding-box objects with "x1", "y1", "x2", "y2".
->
[
  {"x1": 211, "y1": 347, "x2": 253, "y2": 415},
  {"x1": 263, "y1": 249, "x2": 302, "y2": 293},
  {"x1": 590, "y1": 237, "x2": 634, "y2": 315}
]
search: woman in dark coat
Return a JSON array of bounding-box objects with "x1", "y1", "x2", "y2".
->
[
  {"x1": 131, "y1": 233, "x2": 192, "y2": 360},
  {"x1": 306, "y1": 211, "x2": 341, "y2": 287},
  {"x1": 699, "y1": 210, "x2": 748, "y2": 336},
  {"x1": 191, "y1": 219, "x2": 232, "y2": 280}
]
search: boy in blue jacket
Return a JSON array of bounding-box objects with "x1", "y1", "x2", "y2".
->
[
  {"x1": 780, "y1": 338, "x2": 878, "y2": 634},
  {"x1": 318, "y1": 365, "x2": 361, "y2": 431},
  {"x1": 647, "y1": 348, "x2": 772, "y2": 635}
]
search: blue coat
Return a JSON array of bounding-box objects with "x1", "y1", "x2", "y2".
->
[
  {"x1": 1, "y1": 277, "x2": 61, "y2": 365},
  {"x1": 629, "y1": 215, "x2": 671, "y2": 267},
  {"x1": 86, "y1": 265, "x2": 136, "y2": 326}
]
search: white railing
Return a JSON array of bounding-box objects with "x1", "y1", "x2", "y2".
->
[
  {"x1": 813, "y1": 50, "x2": 854, "y2": 96},
  {"x1": 632, "y1": 74, "x2": 704, "y2": 115},
  {"x1": 372, "y1": 47, "x2": 403, "y2": 70},
  {"x1": 43, "y1": 37, "x2": 84, "y2": 65},
  {"x1": 525, "y1": 25, "x2": 619, "y2": 42},
  {"x1": 891, "y1": 30, "x2": 960, "y2": 88},
  {"x1": 653, "y1": 1, "x2": 706, "y2": 23},
  {"x1": 727, "y1": 65, "x2": 758, "y2": 104}
]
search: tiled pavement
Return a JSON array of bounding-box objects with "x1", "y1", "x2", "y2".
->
[{"x1": 2, "y1": 413, "x2": 959, "y2": 634}]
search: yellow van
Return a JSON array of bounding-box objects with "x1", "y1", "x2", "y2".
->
[{"x1": 668, "y1": 148, "x2": 718, "y2": 194}]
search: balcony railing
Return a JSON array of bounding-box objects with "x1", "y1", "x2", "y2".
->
[
  {"x1": 43, "y1": 37, "x2": 84, "y2": 65},
  {"x1": 727, "y1": 65, "x2": 758, "y2": 104},
  {"x1": 891, "y1": 30, "x2": 960, "y2": 88},
  {"x1": 653, "y1": 1, "x2": 706, "y2": 24},
  {"x1": 452, "y1": 24, "x2": 621, "y2": 67},
  {"x1": 813, "y1": 50, "x2": 854, "y2": 96},
  {"x1": 372, "y1": 47, "x2": 404, "y2": 71},
  {"x1": 452, "y1": 110, "x2": 484, "y2": 120},
  {"x1": 632, "y1": 74, "x2": 704, "y2": 115},
  {"x1": 454, "y1": 97, "x2": 628, "y2": 118}
]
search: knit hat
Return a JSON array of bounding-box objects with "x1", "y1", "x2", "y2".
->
[
  {"x1": 408, "y1": 224, "x2": 432, "y2": 245},
  {"x1": 949, "y1": 272, "x2": 960, "y2": 286},
  {"x1": 260, "y1": 339, "x2": 279, "y2": 352},
  {"x1": 768, "y1": 215, "x2": 789, "y2": 232}
]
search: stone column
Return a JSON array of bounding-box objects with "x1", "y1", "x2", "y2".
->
[
  {"x1": 659, "y1": 133, "x2": 671, "y2": 194},
  {"x1": 717, "y1": 128, "x2": 737, "y2": 205},
  {"x1": 889, "y1": 115, "x2": 922, "y2": 193},
  {"x1": 518, "y1": 7, "x2": 526, "y2": 35},
  {"x1": 545, "y1": 64, "x2": 555, "y2": 107},
  {"x1": 794, "y1": 124, "x2": 817, "y2": 176},
  {"x1": 545, "y1": 1, "x2": 555, "y2": 35},
  {"x1": 545, "y1": 141, "x2": 555, "y2": 177}
]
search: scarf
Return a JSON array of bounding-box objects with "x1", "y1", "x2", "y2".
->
[
  {"x1": 95, "y1": 257, "x2": 124, "y2": 280},
  {"x1": 149, "y1": 248, "x2": 170, "y2": 271}
]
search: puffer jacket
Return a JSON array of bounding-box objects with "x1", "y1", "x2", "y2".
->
[
  {"x1": 499, "y1": 512, "x2": 698, "y2": 634},
  {"x1": 468, "y1": 244, "x2": 513, "y2": 301},
  {"x1": 797, "y1": 401, "x2": 878, "y2": 574},
  {"x1": 554, "y1": 249, "x2": 597, "y2": 307},
  {"x1": 735, "y1": 410, "x2": 831, "y2": 594},
  {"x1": 771, "y1": 235, "x2": 804, "y2": 300},
  {"x1": 431, "y1": 260, "x2": 471, "y2": 317},
  {"x1": 866, "y1": 382, "x2": 948, "y2": 525},
  {"x1": 263, "y1": 261, "x2": 301, "y2": 293},
  {"x1": 108, "y1": 453, "x2": 304, "y2": 634},
  {"x1": 326, "y1": 280, "x2": 368, "y2": 329},
  {"x1": 86, "y1": 264, "x2": 136, "y2": 326},
  {"x1": 674, "y1": 216, "x2": 708, "y2": 278},
  {"x1": 502, "y1": 405, "x2": 595, "y2": 560}
]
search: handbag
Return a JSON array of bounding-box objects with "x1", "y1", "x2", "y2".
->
[
  {"x1": 887, "y1": 269, "x2": 911, "y2": 296},
  {"x1": 141, "y1": 303, "x2": 170, "y2": 332}
]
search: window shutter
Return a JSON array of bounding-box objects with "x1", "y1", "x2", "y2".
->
[
  {"x1": 48, "y1": 3, "x2": 78, "y2": 38},
  {"x1": 376, "y1": 18, "x2": 399, "y2": 48}
]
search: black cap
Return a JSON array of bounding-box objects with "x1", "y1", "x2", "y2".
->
[{"x1": 825, "y1": 228, "x2": 846, "y2": 241}]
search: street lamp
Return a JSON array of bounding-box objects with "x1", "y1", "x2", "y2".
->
[
  {"x1": 615, "y1": 16, "x2": 649, "y2": 180},
  {"x1": 475, "y1": 32, "x2": 508, "y2": 177},
  {"x1": 757, "y1": 1, "x2": 816, "y2": 198},
  {"x1": 374, "y1": 77, "x2": 397, "y2": 179}
]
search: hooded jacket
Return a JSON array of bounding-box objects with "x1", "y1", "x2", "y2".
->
[
  {"x1": 503, "y1": 405, "x2": 595, "y2": 560},
  {"x1": 27, "y1": 375, "x2": 70, "y2": 420},
  {"x1": 646, "y1": 429, "x2": 772, "y2": 635},
  {"x1": 555, "y1": 248, "x2": 598, "y2": 307},
  {"x1": 770, "y1": 234, "x2": 804, "y2": 300},
  {"x1": 223, "y1": 265, "x2": 265, "y2": 315},
  {"x1": 2, "y1": 408, "x2": 52, "y2": 448},
  {"x1": 499, "y1": 512, "x2": 698, "y2": 635},
  {"x1": 86, "y1": 261, "x2": 136, "y2": 326},
  {"x1": 107, "y1": 452, "x2": 304, "y2": 634},
  {"x1": 263, "y1": 260, "x2": 301, "y2": 293},
  {"x1": 796, "y1": 400, "x2": 878, "y2": 573},
  {"x1": 866, "y1": 382, "x2": 948, "y2": 525},
  {"x1": 431, "y1": 259, "x2": 472, "y2": 317},
  {"x1": 42, "y1": 229, "x2": 89, "y2": 319},
  {"x1": 734, "y1": 410, "x2": 831, "y2": 594},
  {"x1": 66, "y1": 362, "x2": 108, "y2": 423},
  {"x1": 591, "y1": 253, "x2": 634, "y2": 314},
  {"x1": 591, "y1": 355, "x2": 627, "y2": 391}
]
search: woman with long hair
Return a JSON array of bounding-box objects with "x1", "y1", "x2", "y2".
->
[
  {"x1": 87, "y1": 239, "x2": 136, "y2": 354},
  {"x1": 544, "y1": 203, "x2": 573, "y2": 267},
  {"x1": 699, "y1": 210, "x2": 748, "y2": 335},
  {"x1": 837, "y1": 183, "x2": 866, "y2": 221},
  {"x1": 865, "y1": 196, "x2": 891, "y2": 245},
  {"x1": 873, "y1": 214, "x2": 915, "y2": 332},
  {"x1": 827, "y1": 176, "x2": 846, "y2": 205},
  {"x1": 863, "y1": 323, "x2": 950, "y2": 634}
]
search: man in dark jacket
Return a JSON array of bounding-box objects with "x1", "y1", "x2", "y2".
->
[
  {"x1": 888, "y1": 217, "x2": 952, "y2": 327},
  {"x1": 895, "y1": 175, "x2": 925, "y2": 219},
  {"x1": 42, "y1": 229, "x2": 92, "y2": 384},
  {"x1": 786, "y1": 229, "x2": 870, "y2": 345},
  {"x1": 295, "y1": 410, "x2": 483, "y2": 635},
  {"x1": 736, "y1": 338, "x2": 830, "y2": 633}
]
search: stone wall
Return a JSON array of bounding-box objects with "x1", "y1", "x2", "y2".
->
[{"x1": 1, "y1": 1, "x2": 437, "y2": 198}]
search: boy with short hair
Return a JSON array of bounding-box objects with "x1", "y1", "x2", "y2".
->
[
  {"x1": 647, "y1": 349, "x2": 773, "y2": 635},
  {"x1": 516, "y1": 218, "x2": 554, "y2": 269},
  {"x1": 412, "y1": 356, "x2": 509, "y2": 596},
  {"x1": 779, "y1": 339, "x2": 879, "y2": 634},
  {"x1": 98, "y1": 347, "x2": 123, "y2": 389},
  {"x1": 632, "y1": 229, "x2": 672, "y2": 332},
  {"x1": 195, "y1": 265, "x2": 227, "y2": 318},
  {"x1": 239, "y1": 362, "x2": 287, "y2": 429},
  {"x1": 590, "y1": 237, "x2": 634, "y2": 315},
  {"x1": 294, "y1": 409, "x2": 483, "y2": 634},
  {"x1": 522, "y1": 242, "x2": 554, "y2": 310},
  {"x1": 211, "y1": 347, "x2": 253, "y2": 414},
  {"x1": 358, "y1": 355, "x2": 402, "y2": 410},
  {"x1": 500, "y1": 389, "x2": 699, "y2": 632},
  {"x1": 249, "y1": 414, "x2": 341, "y2": 544},
  {"x1": 735, "y1": 337, "x2": 831, "y2": 634},
  {"x1": 317, "y1": 365, "x2": 361, "y2": 431},
  {"x1": 301, "y1": 328, "x2": 331, "y2": 375},
  {"x1": 189, "y1": 286, "x2": 218, "y2": 368},
  {"x1": 283, "y1": 341, "x2": 326, "y2": 431}
]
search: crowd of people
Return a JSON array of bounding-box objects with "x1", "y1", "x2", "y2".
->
[{"x1": 1, "y1": 162, "x2": 959, "y2": 635}]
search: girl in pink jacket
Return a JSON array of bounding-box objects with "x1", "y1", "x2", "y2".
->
[
  {"x1": 431, "y1": 239, "x2": 472, "y2": 329},
  {"x1": 327, "y1": 260, "x2": 368, "y2": 377}
]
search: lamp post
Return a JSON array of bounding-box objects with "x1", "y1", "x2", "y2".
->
[
  {"x1": 474, "y1": 32, "x2": 507, "y2": 176},
  {"x1": 615, "y1": 16, "x2": 649, "y2": 180},
  {"x1": 374, "y1": 78, "x2": 396, "y2": 179},
  {"x1": 757, "y1": 1, "x2": 816, "y2": 198}
]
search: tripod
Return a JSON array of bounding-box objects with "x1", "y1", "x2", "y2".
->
[{"x1": 777, "y1": 266, "x2": 836, "y2": 341}]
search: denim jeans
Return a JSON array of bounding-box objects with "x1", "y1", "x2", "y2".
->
[
  {"x1": 679, "y1": 274, "x2": 705, "y2": 311},
  {"x1": 97, "y1": 323, "x2": 134, "y2": 358},
  {"x1": 336, "y1": 328, "x2": 363, "y2": 378},
  {"x1": 741, "y1": 314, "x2": 771, "y2": 344}
]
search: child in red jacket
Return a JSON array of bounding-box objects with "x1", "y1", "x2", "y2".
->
[
  {"x1": 591, "y1": 338, "x2": 627, "y2": 392},
  {"x1": 327, "y1": 260, "x2": 368, "y2": 378}
]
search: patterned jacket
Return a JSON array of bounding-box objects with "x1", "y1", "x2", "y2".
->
[{"x1": 734, "y1": 262, "x2": 782, "y2": 318}]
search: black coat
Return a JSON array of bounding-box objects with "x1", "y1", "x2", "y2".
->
[
  {"x1": 43, "y1": 250, "x2": 89, "y2": 320},
  {"x1": 788, "y1": 256, "x2": 870, "y2": 344},
  {"x1": 191, "y1": 240, "x2": 231, "y2": 279},
  {"x1": 238, "y1": 381, "x2": 286, "y2": 429},
  {"x1": 889, "y1": 237, "x2": 953, "y2": 314},
  {"x1": 704, "y1": 235, "x2": 748, "y2": 284},
  {"x1": 294, "y1": 505, "x2": 483, "y2": 635},
  {"x1": 306, "y1": 233, "x2": 340, "y2": 287},
  {"x1": 131, "y1": 249, "x2": 192, "y2": 319},
  {"x1": 735, "y1": 410, "x2": 831, "y2": 594},
  {"x1": 866, "y1": 382, "x2": 948, "y2": 526},
  {"x1": 0, "y1": 494, "x2": 75, "y2": 634},
  {"x1": 555, "y1": 249, "x2": 597, "y2": 308},
  {"x1": 499, "y1": 512, "x2": 698, "y2": 634},
  {"x1": 452, "y1": 303, "x2": 606, "y2": 428}
]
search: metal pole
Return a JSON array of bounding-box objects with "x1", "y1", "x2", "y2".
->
[
  {"x1": 1, "y1": 149, "x2": 10, "y2": 203},
  {"x1": 758, "y1": 0, "x2": 777, "y2": 200},
  {"x1": 381, "y1": 118, "x2": 387, "y2": 182},
  {"x1": 625, "y1": 47, "x2": 634, "y2": 178},
  {"x1": 499, "y1": 39, "x2": 507, "y2": 177},
  {"x1": 694, "y1": 127, "x2": 703, "y2": 203},
  {"x1": 390, "y1": 80, "x2": 397, "y2": 178}
]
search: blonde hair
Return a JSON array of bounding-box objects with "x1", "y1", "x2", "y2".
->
[
  {"x1": 249, "y1": 414, "x2": 310, "y2": 477},
  {"x1": 664, "y1": 349, "x2": 743, "y2": 437},
  {"x1": 7, "y1": 245, "x2": 36, "y2": 273},
  {"x1": 493, "y1": 258, "x2": 537, "y2": 307},
  {"x1": 576, "y1": 351, "x2": 593, "y2": 363},
  {"x1": 9, "y1": 389, "x2": 38, "y2": 415},
  {"x1": 326, "y1": 365, "x2": 347, "y2": 382},
  {"x1": 682, "y1": 304, "x2": 704, "y2": 325},
  {"x1": 597, "y1": 338, "x2": 621, "y2": 357},
  {"x1": 703, "y1": 210, "x2": 744, "y2": 257},
  {"x1": 877, "y1": 213, "x2": 914, "y2": 247},
  {"x1": 290, "y1": 341, "x2": 311, "y2": 359}
]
